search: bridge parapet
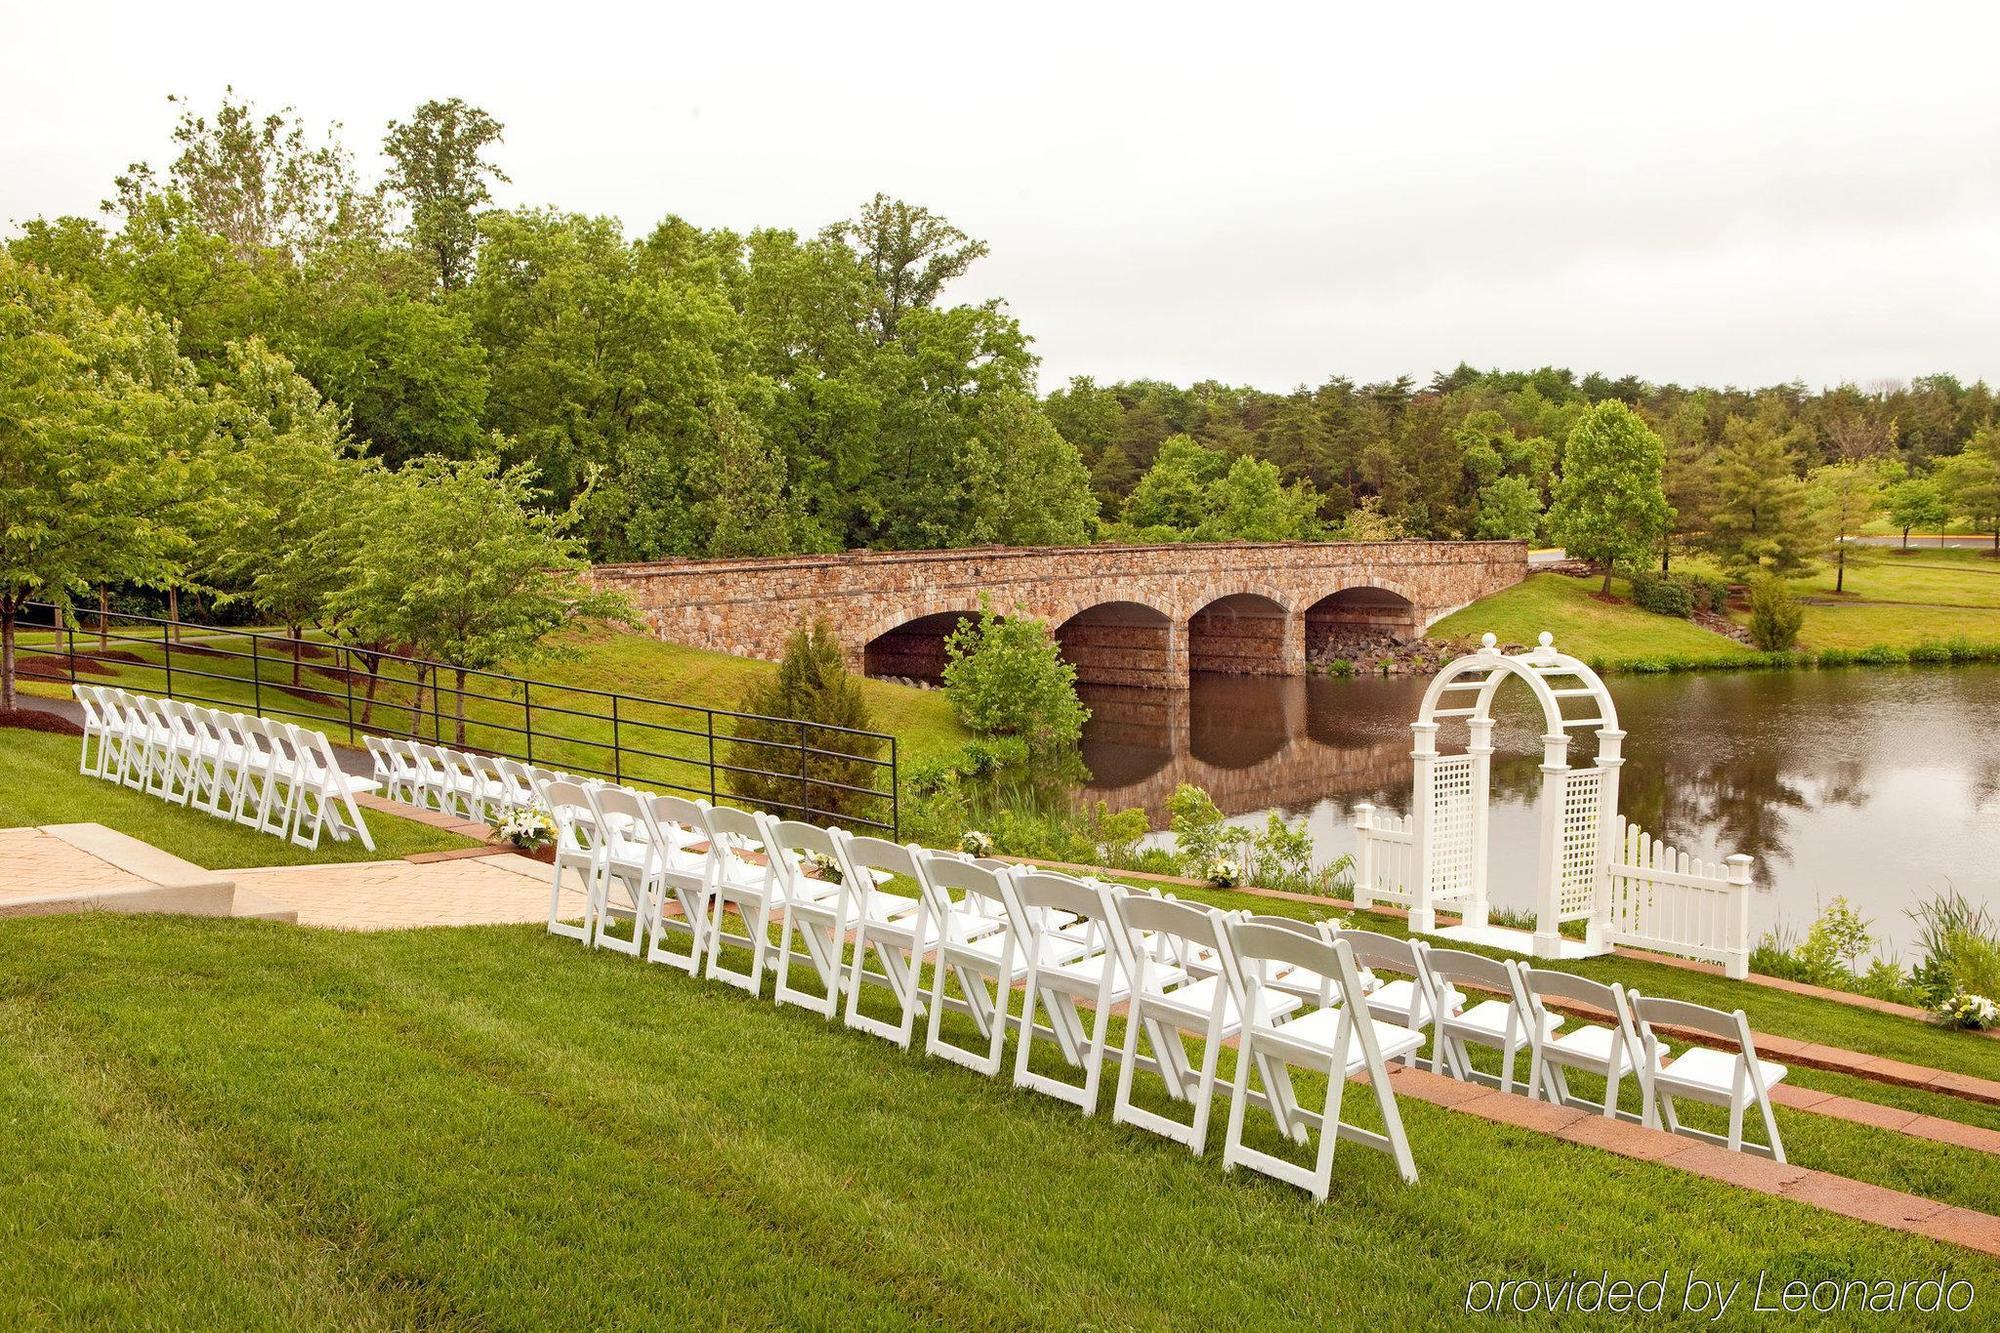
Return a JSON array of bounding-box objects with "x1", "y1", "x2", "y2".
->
[{"x1": 592, "y1": 539, "x2": 1525, "y2": 688}]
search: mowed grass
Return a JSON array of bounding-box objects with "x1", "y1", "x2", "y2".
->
[
  {"x1": 0, "y1": 727, "x2": 473, "y2": 868},
  {"x1": 2, "y1": 914, "x2": 1995, "y2": 1329},
  {"x1": 1428, "y1": 573, "x2": 1757, "y2": 667}
]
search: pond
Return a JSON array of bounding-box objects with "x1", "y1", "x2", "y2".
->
[{"x1": 1077, "y1": 666, "x2": 2000, "y2": 957}]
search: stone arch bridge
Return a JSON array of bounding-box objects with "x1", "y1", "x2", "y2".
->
[{"x1": 593, "y1": 540, "x2": 1524, "y2": 689}]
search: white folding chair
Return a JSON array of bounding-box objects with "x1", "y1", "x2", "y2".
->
[
  {"x1": 409, "y1": 742, "x2": 461, "y2": 815},
  {"x1": 586, "y1": 784, "x2": 658, "y2": 957},
  {"x1": 73, "y1": 685, "x2": 110, "y2": 778},
  {"x1": 917, "y1": 853, "x2": 1026, "y2": 1075},
  {"x1": 129, "y1": 694, "x2": 176, "y2": 796},
  {"x1": 1522, "y1": 967, "x2": 1644, "y2": 1121},
  {"x1": 701, "y1": 806, "x2": 791, "y2": 995},
  {"x1": 89, "y1": 687, "x2": 135, "y2": 783},
  {"x1": 640, "y1": 795, "x2": 715, "y2": 975},
  {"x1": 461, "y1": 752, "x2": 512, "y2": 822},
  {"x1": 231, "y1": 715, "x2": 282, "y2": 830},
  {"x1": 289, "y1": 726, "x2": 378, "y2": 851},
  {"x1": 204, "y1": 712, "x2": 254, "y2": 820},
  {"x1": 1222, "y1": 922, "x2": 1421, "y2": 1195},
  {"x1": 492, "y1": 757, "x2": 540, "y2": 815},
  {"x1": 1631, "y1": 992, "x2": 1788, "y2": 1161},
  {"x1": 1338, "y1": 928, "x2": 1440, "y2": 1069},
  {"x1": 1010, "y1": 871, "x2": 1133, "y2": 1115},
  {"x1": 1424, "y1": 948, "x2": 1553, "y2": 1095},
  {"x1": 1111, "y1": 895, "x2": 1303, "y2": 1154},
  {"x1": 180, "y1": 705, "x2": 232, "y2": 815},
  {"x1": 542, "y1": 779, "x2": 606, "y2": 943},
  {"x1": 257, "y1": 719, "x2": 310, "y2": 839},
  {"x1": 836, "y1": 836, "x2": 935, "y2": 1048},
  {"x1": 154, "y1": 699, "x2": 206, "y2": 805},
  {"x1": 431, "y1": 746, "x2": 486, "y2": 821},
  {"x1": 768, "y1": 819, "x2": 861, "y2": 1019}
]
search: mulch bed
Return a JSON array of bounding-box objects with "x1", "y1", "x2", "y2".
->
[
  {"x1": 0, "y1": 708, "x2": 84, "y2": 736},
  {"x1": 15, "y1": 654, "x2": 118, "y2": 677}
]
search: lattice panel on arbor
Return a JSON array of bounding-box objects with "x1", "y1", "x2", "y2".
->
[
  {"x1": 1557, "y1": 767, "x2": 1604, "y2": 919},
  {"x1": 1427, "y1": 753, "x2": 1476, "y2": 901}
]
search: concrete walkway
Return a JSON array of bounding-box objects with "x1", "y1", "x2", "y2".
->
[{"x1": 232, "y1": 852, "x2": 588, "y2": 931}]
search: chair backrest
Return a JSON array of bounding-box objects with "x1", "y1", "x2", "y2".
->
[
  {"x1": 587, "y1": 784, "x2": 655, "y2": 860},
  {"x1": 646, "y1": 794, "x2": 708, "y2": 841},
  {"x1": 73, "y1": 685, "x2": 104, "y2": 727},
  {"x1": 1335, "y1": 926, "x2": 1421, "y2": 978},
  {"x1": 840, "y1": 834, "x2": 922, "y2": 883},
  {"x1": 542, "y1": 779, "x2": 601, "y2": 853},
  {"x1": 915, "y1": 849, "x2": 1019, "y2": 930},
  {"x1": 1422, "y1": 947, "x2": 1518, "y2": 1005},
  {"x1": 1226, "y1": 920, "x2": 1366, "y2": 1019},
  {"x1": 493, "y1": 757, "x2": 538, "y2": 803},
  {"x1": 1114, "y1": 894, "x2": 1228, "y2": 994},
  {"x1": 701, "y1": 804, "x2": 777, "y2": 886},
  {"x1": 1010, "y1": 869, "x2": 1113, "y2": 927},
  {"x1": 1519, "y1": 965, "x2": 1625, "y2": 1017},
  {"x1": 361, "y1": 734, "x2": 390, "y2": 777},
  {"x1": 1629, "y1": 992, "x2": 1755, "y2": 1051},
  {"x1": 525, "y1": 764, "x2": 565, "y2": 793}
]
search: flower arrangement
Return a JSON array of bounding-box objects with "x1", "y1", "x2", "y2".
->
[
  {"x1": 495, "y1": 806, "x2": 556, "y2": 852},
  {"x1": 803, "y1": 850, "x2": 843, "y2": 883},
  {"x1": 1936, "y1": 991, "x2": 1999, "y2": 1030},
  {"x1": 1203, "y1": 857, "x2": 1240, "y2": 889},
  {"x1": 959, "y1": 830, "x2": 995, "y2": 858}
]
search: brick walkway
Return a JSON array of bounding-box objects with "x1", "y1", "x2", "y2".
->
[
  {"x1": 1386, "y1": 1065, "x2": 2000, "y2": 1256},
  {"x1": 232, "y1": 852, "x2": 589, "y2": 930},
  {"x1": 0, "y1": 827, "x2": 148, "y2": 903}
]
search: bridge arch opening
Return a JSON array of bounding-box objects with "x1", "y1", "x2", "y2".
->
[
  {"x1": 1054, "y1": 600, "x2": 1174, "y2": 688},
  {"x1": 1304, "y1": 586, "x2": 1419, "y2": 664},
  {"x1": 861, "y1": 610, "x2": 976, "y2": 684},
  {"x1": 1187, "y1": 593, "x2": 1293, "y2": 676}
]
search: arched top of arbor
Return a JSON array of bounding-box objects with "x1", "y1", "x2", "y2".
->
[{"x1": 1415, "y1": 631, "x2": 1621, "y2": 746}]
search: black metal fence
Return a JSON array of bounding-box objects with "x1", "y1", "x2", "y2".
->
[{"x1": 16, "y1": 601, "x2": 898, "y2": 833}]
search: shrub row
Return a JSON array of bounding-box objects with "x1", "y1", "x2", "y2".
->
[
  {"x1": 1587, "y1": 637, "x2": 2000, "y2": 675},
  {"x1": 1628, "y1": 570, "x2": 1732, "y2": 618}
]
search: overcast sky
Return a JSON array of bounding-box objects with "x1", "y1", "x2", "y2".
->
[{"x1": 6, "y1": 2, "x2": 1998, "y2": 393}]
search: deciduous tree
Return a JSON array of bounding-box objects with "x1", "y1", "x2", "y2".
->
[
  {"x1": 1546, "y1": 401, "x2": 1671, "y2": 593},
  {"x1": 382, "y1": 99, "x2": 509, "y2": 292}
]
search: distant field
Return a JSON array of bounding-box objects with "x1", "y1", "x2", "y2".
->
[{"x1": 1428, "y1": 573, "x2": 1757, "y2": 667}]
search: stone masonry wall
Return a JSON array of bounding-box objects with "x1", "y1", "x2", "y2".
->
[{"x1": 591, "y1": 540, "x2": 1526, "y2": 688}]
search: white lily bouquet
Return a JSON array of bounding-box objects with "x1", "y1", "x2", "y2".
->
[
  {"x1": 1203, "y1": 857, "x2": 1240, "y2": 889},
  {"x1": 1936, "y1": 991, "x2": 1998, "y2": 1030},
  {"x1": 496, "y1": 806, "x2": 556, "y2": 852},
  {"x1": 803, "y1": 850, "x2": 843, "y2": 883},
  {"x1": 959, "y1": 830, "x2": 996, "y2": 858}
]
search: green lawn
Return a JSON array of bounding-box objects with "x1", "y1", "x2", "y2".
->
[
  {"x1": 1428, "y1": 573, "x2": 1758, "y2": 668},
  {"x1": 2, "y1": 913, "x2": 1994, "y2": 1328},
  {"x1": 0, "y1": 727, "x2": 474, "y2": 868}
]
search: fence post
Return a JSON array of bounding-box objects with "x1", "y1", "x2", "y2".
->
[
  {"x1": 611, "y1": 694, "x2": 622, "y2": 783},
  {"x1": 251, "y1": 635, "x2": 262, "y2": 716},
  {"x1": 706, "y1": 711, "x2": 717, "y2": 803},
  {"x1": 1724, "y1": 853, "x2": 1754, "y2": 980},
  {"x1": 66, "y1": 622, "x2": 76, "y2": 685},
  {"x1": 343, "y1": 646, "x2": 356, "y2": 743},
  {"x1": 889, "y1": 735, "x2": 899, "y2": 838},
  {"x1": 1352, "y1": 803, "x2": 1375, "y2": 910},
  {"x1": 162, "y1": 622, "x2": 173, "y2": 699},
  {"x1": 522, "y1": 680, "x2": 533, "y2": 764},
  {"x1": 796, "y1": 719, "x2": 809, "y2": 821}
]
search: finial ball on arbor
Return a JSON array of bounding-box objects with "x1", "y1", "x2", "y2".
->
[
  {"x1": 1480, "y1": 632, "x2": 1498, "y2": 651},
  {"x1": 1538, "y1": 631, "x2": 1554, "y2": 649}
]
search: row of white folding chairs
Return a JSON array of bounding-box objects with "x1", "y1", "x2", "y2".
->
[
  {"x1": 362, "y1": 735, "x2": 542, "y2": 825},
  {"x1": 532, "y1": 780, "x2": 1423, "y2": 1198},
  {"x1": 72, "y1": 685, "x2": 377, "y2": 852},
  {"x1": 1343, "y1": 932, "x2": 1788, "y2": 1161}
]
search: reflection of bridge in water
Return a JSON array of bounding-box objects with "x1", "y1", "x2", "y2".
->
[{"x1": 1077, "y1": 675, "x2": 1420, "y2": 823}]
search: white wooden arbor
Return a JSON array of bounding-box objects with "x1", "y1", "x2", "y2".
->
[{"x1": 1405, "y1": 630, "x2": 1623, "y2": 958}]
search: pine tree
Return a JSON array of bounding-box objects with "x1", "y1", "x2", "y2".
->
[
  {"x1": 1708, "y1": 413, "x2": 1819, "y2": 577},
  {"x1": 726, "y1": 617, "x2": 886, "y2": 822}
]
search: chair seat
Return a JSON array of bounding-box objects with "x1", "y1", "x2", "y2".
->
[
  {"x1": 1546, "y1": 1022, "x2": 1629, "y2": 1065},
  {"x1": 1268, "y1": 1006, "x2": 1425, "y2": 1069},
  {"x1": 1146, "y1": 974, "x2": 1304, "y2": 1028},
  {"x1": 1445, "y1": 998, "x2": 1534, "y2": 1042},
  {"x1": 1653, "y1": 1045, "x2": 1788, "y2": 1096},
  {"x1": 1367, "y1": 977, "x2": 1453, "y2": 1024}
]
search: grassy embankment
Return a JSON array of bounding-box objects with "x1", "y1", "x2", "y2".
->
[
  {"x1": 1432, "y1": 548, "x2": 2000, "y2": 671},
  {"x1": 3, "y1": 910, "x2": 1999, "y2": 1328}
]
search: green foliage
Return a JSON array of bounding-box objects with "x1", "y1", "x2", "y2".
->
[
  {"x1": 0, "y1": 253, "x2": 212, "y2": 707},
  {"x1": 1908, "y1": 890, "x2": 2000, "y2": 1006},
  {"x1": 1940, "y1": 429, "x2": 2000, "y2": 549},
  {"x1": 1546, "y1": 401, "x2": 1671, "y2": 589},
  {"x1": 1472, "y1": 474, "x2": 1541, "y2": 541},
  {"x1": 1709, "y1": 410, "x2": 1820, "y2": 577},
  {"x1": 727, "y1": 616, "x2": 887, "y2": 821},
  {"x1": 1627, "y1": 571, "x2": 1694, "y2": 618},
  {"x1": 1166, "y1": 783, "x2": 1230, "y2": 872},
  {"x1": 1884, "y1": 476, "x2": 1950, "y2": 547},
  {"x1": 1747, "y1": 576, "x2": 1805, "y2": 651},
  {"x1": 381, "y1": 98, "x2": 509, "y2": 292},
  {"x1": 941, "y1": 602, "x2": 1088, "y2": 754}
]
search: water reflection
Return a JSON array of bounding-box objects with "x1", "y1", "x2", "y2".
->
[{"x1": 1079, "y1": 666, "x2": 2000, "y2": 953}]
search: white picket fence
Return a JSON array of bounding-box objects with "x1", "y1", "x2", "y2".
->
[
  {"x1": 1350, "y1": 803, "x2": 1415, "y2": 910},
  {"x1": 1353, "y1": 803, "x2": 1754, "y2": 977},
  {"x1": 1603, "y1": 817, "x2": 1754, "y2": 978}
]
